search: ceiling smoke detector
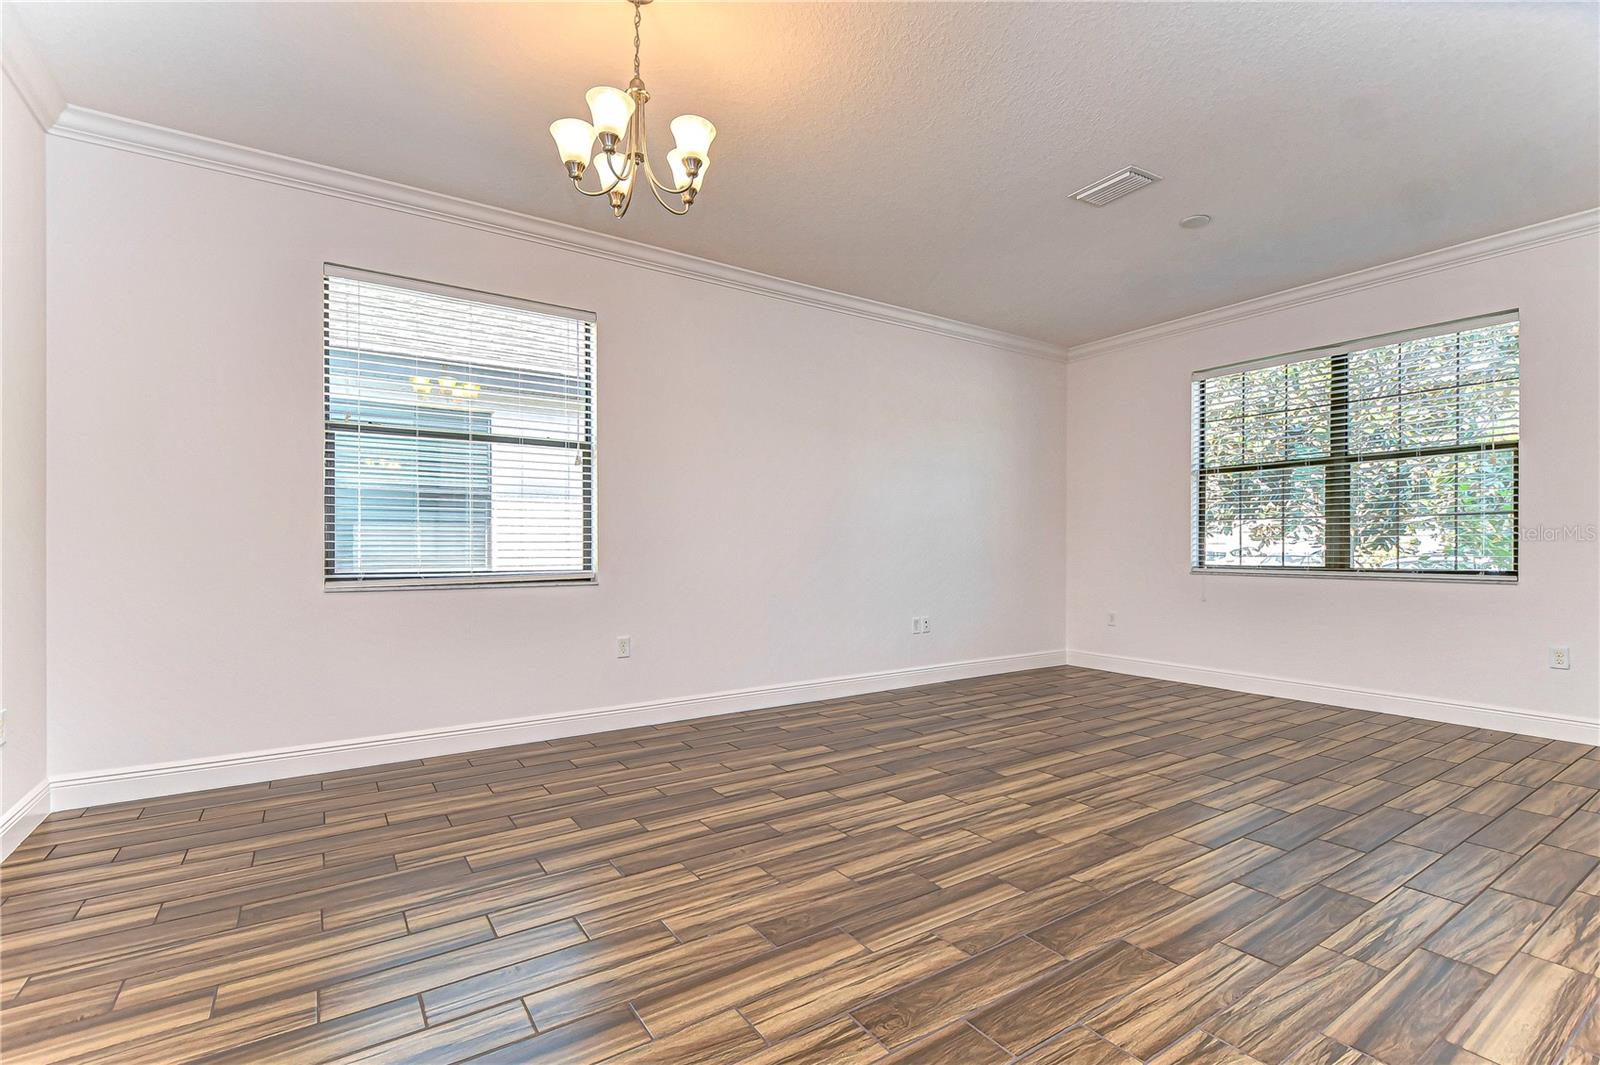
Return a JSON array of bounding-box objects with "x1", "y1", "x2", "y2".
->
[{"x1": 1071, "y1": 166, "x2": 1162, "y2": 207}]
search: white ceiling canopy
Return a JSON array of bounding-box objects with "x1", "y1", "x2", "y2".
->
[{"x1": 12, "y1": 1, "x2": 1598, "y2": 350}]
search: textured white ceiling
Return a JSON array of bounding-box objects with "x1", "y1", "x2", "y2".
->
[{"x1": 13, "y1": 1, "x2": 1598, "y2": 349}]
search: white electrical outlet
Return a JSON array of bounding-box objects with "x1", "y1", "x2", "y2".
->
[
  {"x1": 616, "y1": 636, "x2": 632, "y2": 659},
  {"x1": 922, "y1": 616, "x2": 931, "y2": 634},
  {"x1": 1550, "y1": 646, "x2": 1571, "y2": 670},
  {"x1": 911, "y1": 616, "x2": 931, "y2": 635},
  {"x1": 1107, "y1": 612, "x2": 1117, "y2": 627}
]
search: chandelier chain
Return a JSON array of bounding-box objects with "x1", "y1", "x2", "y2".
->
[{"x1": 632, "y1": 3, "x2": 642, "y2": 81}]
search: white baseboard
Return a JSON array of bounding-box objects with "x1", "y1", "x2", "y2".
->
[
  {"x1": 48, "y1": 650, "x2": 1068, "y2": 810},
  {"x1": 1066, "y1": 650, "x2": 1599, "y2": 745},
  {"x1": 25, "y1": 647, "x2": 1592, "y2": 825},
  {"x1": 1, "y1": 778, "x2": 52, "y2": 861}
]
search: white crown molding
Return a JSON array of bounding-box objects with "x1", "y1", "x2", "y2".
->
[
  {"x1": 45, "y1": 106, "x2": 1068, "y2": 364},
  {"x1": 1066, "y1": 208, "x2": 1600, "y2": 363},
  {"x1": 47, "y1": 650, "x2": 1067, "y2": 809},
  {"x1": 1, "y1": 10, "x2": 65, "y2": 130},
  {"x1": 1066, "y1": 650, "x2": 1600, "y2": 745},
  {"x1": 33, "y1": 102, "x2": 1595, "y2": 367},
  {"x1": 1, "y1": 778, "x2": 52, "y2": 861}
]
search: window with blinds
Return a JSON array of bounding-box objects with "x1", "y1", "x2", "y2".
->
[
  {"x1": 1191, "y1": 313, "x2": 1519, "y2": 578},
  {"x1": 323, "y1": 267, "x2": 596, "y2": 589}
]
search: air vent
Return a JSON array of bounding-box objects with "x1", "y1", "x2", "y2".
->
[{"x1": 1071, "y1": 166, "x2": 1161, "y2": 206}]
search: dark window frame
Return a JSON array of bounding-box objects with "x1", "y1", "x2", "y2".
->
[{"x1": 1191, "y1": 315, "x2": 1519, "y2": 580}]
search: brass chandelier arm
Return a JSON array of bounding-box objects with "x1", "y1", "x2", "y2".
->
[
  {"x1": 646, "y1": 179, "x2": 692, "y2": 215},
  {"x1": 631, "y1": 99, "x2": 694, "y2": 197},
  {"x1": 641, "y1": 154, "x2": 694, "y2": 196},
  {"x1": 603, "y1": 141, "x2": 638, "y2": 176},
  {"x1": 571, "y1": 152, "x2": 632, "y2": 196},
  {"x1": 573, "y1": 118, "x2": 641, "y2": 204},
  {"x1": 571, "y1": 153, "x2": 624, "y2": 197}
]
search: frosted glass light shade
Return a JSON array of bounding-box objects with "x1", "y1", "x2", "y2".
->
[
  {"x1": 586, "y1": 87, "x2": 636, "y2": 139},
  {"x1": 670, "y1": 115, "x2": 716, "y2": 160},
  {"x1": 549, "y1": 118, "x2": 595, "y2": 165},
  {"x1": 592, "y1": 152, "x2": 634, "y2": 195},
  {"x1": 667, "y1": 148, "x2": 709, "y2": 192}
]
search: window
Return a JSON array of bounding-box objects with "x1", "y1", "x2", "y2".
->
[
  {"x1": 324, "y1": 267, "x2": 595, "y2": 589},
  {"x1": 1191, "y1": 313, "x2": 1519, "y2": 578}
]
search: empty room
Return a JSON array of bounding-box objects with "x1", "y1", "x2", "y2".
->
[{"x1": 1, "y1": 2, "x2": 1597, "y2": 1062}]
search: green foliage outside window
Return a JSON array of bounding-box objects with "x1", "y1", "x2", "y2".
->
[{"x1": 1194, "y1": 320, "x2": 1518, "y2": 575}]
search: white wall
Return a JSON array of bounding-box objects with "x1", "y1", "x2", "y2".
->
[
  {"x1": 31, "y1": 110, "x2": 1594, "y2": 816},
  {"x1": 1, "y1": 73, "x2": 50, "y2": 839},
  {"x1": 44, "y1": 136, "x2": 1067, "y2": 797},
  {"x1": 1066, "y1": 229, "x2": 1599, "y2": 741}
]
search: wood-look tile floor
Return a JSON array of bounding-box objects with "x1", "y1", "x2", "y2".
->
[{"x1": 3, "y1": 666, "x2": 1598, "y2": 1065}]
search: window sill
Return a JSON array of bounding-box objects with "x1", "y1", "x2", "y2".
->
[
  {"x1": 325, "y1": 573, "x2": 597, "y2": 592},
  {"x1": 1190, "y1": 567, "x2": 1516, "y2": 585}
]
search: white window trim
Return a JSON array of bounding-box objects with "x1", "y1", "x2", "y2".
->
[{"x1": 322, "y1": 265, "x2": 599, "y2": 591}]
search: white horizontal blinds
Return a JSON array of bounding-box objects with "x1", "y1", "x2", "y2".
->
[
  {"x1": 324, "y1": 268, "x2": 596, "y2": 586},
  {"x1": 1191, "y1": 314, "x2": 1518, "y2": 575}
]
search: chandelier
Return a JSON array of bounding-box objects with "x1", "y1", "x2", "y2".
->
[{"x1": 548, "y1": 0, "x2": 716, "y2": 219}]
